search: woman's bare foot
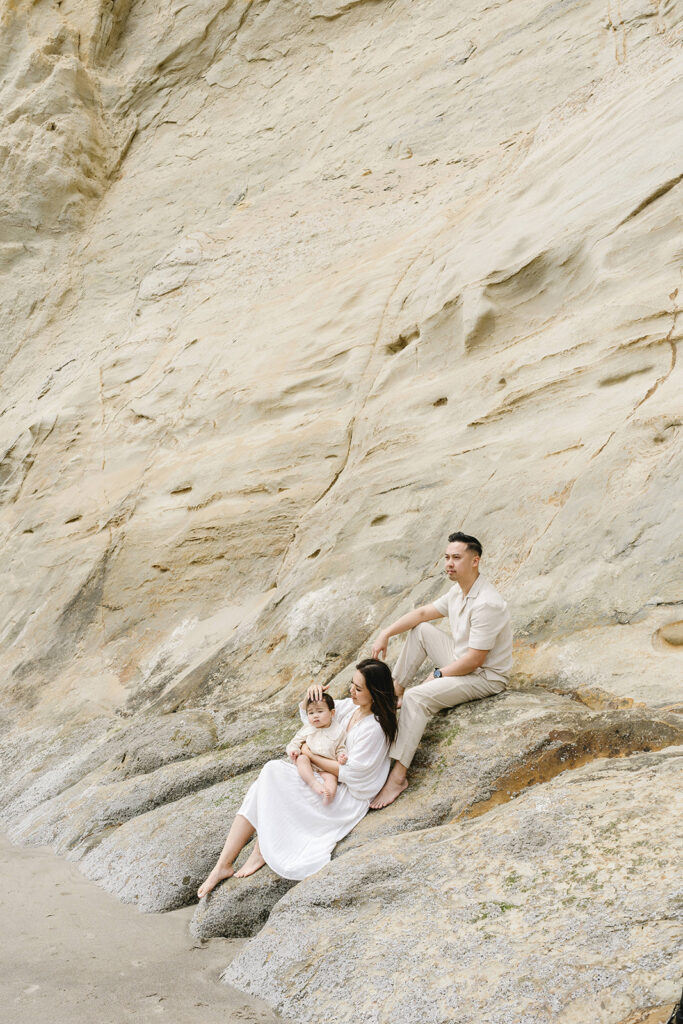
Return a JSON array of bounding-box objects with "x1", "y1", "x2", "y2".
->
[
  {"x1": 370, "y1": 768, "x2": 408, "y2": 809},
  {"x1": 235, "y1": 842, "x2": 266, "y2": 878},
  {"x1": 197, "y1": 863, "x2": 233, "y2": 898}
]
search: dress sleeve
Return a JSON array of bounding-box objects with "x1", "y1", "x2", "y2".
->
[
  {"x1": 338, "y1": 720, "x2": 389, "y2": 800},
  {"x1": 333, "y1": 697, "x2": 354, "y2": 719}
]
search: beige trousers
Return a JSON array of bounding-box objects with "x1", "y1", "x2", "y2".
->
[{"x1": 390, "y1": 621, "x2": 506, "y2": 768}]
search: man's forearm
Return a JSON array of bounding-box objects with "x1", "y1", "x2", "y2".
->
[
  {"x1": 438, "y1": 649, "x2": 488, "y2": 677},
  {"x1": 372, "y1": 603, "x2": 442, "y2": 659},
  {"x1": 383, "y1": 604, "x2": 440, "y2": 639}
]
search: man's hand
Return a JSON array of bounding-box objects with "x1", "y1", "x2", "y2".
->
[
  {"x1": 371, "y1": 605, "x2": 443, "y2": 660},
  {"x1": 371, "y1": 630, "x2": 390, "y2": 659},
  {"x1": 338, "y1": 751, "x2": 348, "y2": 765}
]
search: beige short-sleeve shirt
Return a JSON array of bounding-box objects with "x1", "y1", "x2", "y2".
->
[
  {"x1": 286, "y1": 719, "x2": 348, "y2": 760},
  {"x1": 432, "y1": 575, "x2": 512, "y2": 683}
]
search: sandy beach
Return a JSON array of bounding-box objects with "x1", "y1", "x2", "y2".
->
[{"x1": 0, "y1": 833, "x2": 280, "y2": 1024}]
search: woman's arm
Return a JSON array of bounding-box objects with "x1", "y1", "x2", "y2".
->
[
  {"x1": 337, "y1": 722, "x2": 388, "y2": 794},
  {"x1": 301, "y1": 744, "x2": 340, "y2": 777}
]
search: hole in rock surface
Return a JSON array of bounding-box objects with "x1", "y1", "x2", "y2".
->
[
  {"x1": 385, "y1": 326, "x2": 419, "y2": 354},
  {"x1": 653, "y1": 621, "x2": 683, "y2": 650}
]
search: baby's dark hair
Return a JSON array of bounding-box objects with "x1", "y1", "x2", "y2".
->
[{"x1": 306, "y1": 692, "x2": 335, "y2": 711}]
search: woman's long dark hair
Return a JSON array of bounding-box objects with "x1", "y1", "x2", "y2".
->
[{"x1": 356, "y1": 658, "x2": 398, "y2": 745}]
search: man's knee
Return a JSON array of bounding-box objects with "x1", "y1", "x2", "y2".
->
[
  {"x1": 401, "y1": 688, "x2": 416, "y2": 710},
  {"x1": 407, "y1": 621, "x2": 432, "y2": 654},
  {"x1": 401, "y1": 688, "x2": 427, "y2": 716}
]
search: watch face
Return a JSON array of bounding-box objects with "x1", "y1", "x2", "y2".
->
[{"x1": 434, "y1": 669, "x2": 442, "y2": 678}]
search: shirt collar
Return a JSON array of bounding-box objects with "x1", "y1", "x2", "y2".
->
[{"x1": 463, "y1": 575, "x2": 484, "y2": 603}]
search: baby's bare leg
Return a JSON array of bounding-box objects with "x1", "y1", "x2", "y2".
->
[
  {"x1": 320, "y1": 771, "x2": 338, "y2": 804},
  {"x1": 296, "y1": 754, "x2": 325, "y2": 796}
]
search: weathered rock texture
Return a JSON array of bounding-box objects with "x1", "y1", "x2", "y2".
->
[
  {"x1": 227, "y1": 748, "x2": 683, "y2": 1024},
  {"x1": 1, "y1": 1, "x2": 682, "y2": 1022},
  {"x1": 191, "y1": 690, "x2": 683, "y2": 938}
]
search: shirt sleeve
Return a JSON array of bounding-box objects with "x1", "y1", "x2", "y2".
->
[
  {"x1": 334, "y1": 731, "x2": 348, "y2": 756},
  {"x1": 468, "y1": 601, "x2": 509, "y2": 651},
  {"x1": 286, "y1": 724, "x2": 308, "y2": 755},
  {"x1": 431, "y1": 588, "x2": 452, "y2": 617},
  {"x1": 338, "y1": 720, "x2": 389, "y2": 796}
]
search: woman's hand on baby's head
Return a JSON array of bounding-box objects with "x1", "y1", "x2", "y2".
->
[
  {"x1": 337, "y1": 752, "x2": 348, "y2": 765},
  {"x1": 306, "y1": 683, "x2": 329, "y2": 703}
]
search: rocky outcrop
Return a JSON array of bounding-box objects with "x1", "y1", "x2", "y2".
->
[
  {"x1": 1, "y1": 0, "x2": 682, "y2": 1021},
  {"x1": 227, "y1": 748, "x2": 683, "y2": 1024},
  {"x1": 191, "y1": 690, "x2": 683, "y2": 937}
]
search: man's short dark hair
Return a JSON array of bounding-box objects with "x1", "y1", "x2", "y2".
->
[
  {"x1": 448, "y1": 531, "x2": 483, "y2": 557},
  {"x1": 305, "y1": 692, "x2": 335, "y2": 711}
]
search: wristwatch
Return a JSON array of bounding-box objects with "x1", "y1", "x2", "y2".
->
[{"x1": 433, "y1": 668, "x2": 443, "y2": 678}]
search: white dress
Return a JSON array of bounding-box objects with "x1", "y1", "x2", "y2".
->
[{"x1": 237, "y1": 698, "x2": 390, "y2": 880}]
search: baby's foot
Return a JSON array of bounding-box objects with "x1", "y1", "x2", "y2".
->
[
  {"x1": 312, "y1": 781, "x2": 326, "y2": 798},
  {"x1": 197, "y1": 863, "x2": 233, "y2": 898}
]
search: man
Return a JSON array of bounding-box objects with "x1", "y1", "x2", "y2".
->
[{"x1": 370, "y1": 531, "x2": 512, "y2": 808}]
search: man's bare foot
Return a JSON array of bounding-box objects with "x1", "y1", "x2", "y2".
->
[
  {"x1": 197, "y1": 863, "x2": 233, "y2": 898},
  {"x1": 370, "y1": 774, "x2": 408, "y2": 809},
  {"x1": 235, "y1": 842, "x2": 266, "y2": 878}
]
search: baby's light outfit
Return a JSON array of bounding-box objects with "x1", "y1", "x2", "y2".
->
[{"x1": 286, "y1": 719, "x2": 347, "y2": 761}]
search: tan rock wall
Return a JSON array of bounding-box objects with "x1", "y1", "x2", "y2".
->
[{"x1": 0, "y1": 2, "x2": 681, "y2": 1019}]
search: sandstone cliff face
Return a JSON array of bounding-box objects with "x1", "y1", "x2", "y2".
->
[{"x1": 1, "y1": 2, "x2": 681, "y2": 1022}]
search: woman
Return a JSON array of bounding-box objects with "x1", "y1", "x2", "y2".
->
[{"x1": 197, "y1": 658, "x2": 397, "y2": 894}]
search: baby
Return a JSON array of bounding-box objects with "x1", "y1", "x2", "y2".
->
[{"x1": 286, "y1": 693, "x2": 348, "y2": 803}]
